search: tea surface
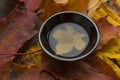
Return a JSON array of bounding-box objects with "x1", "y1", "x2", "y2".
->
[{"x1": 49, "y1": 23, "x2": 89, "y2": 57}]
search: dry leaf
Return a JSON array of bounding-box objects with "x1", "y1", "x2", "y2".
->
[
  {"x1": 96, "y1": 18, "x2": 120, "y2": 48},
  {"x1": 97, "y1": 37, "x2": 120, "y2": 77},
  {"x1": 21, "y1": 43, "x2": 42, "y2": 67},
  {"x1": 0, "y1": 0, "x2": 18, "y2": 19},
  {"x1": 93, "y1": 0, "x2": 120, "y2": 27},
  {"x1": 40, "y1": 0, "x2": 89, "y2": 23},
  {"x1": 0, "y1": 8, "x2": 37, "y2": 55},
  {"x1": 53, "y1": 0, "x2": 68, "y2": 4},
  {"x1": 87, "y1": 0, "x2": 107, "y2": 17},
  {"x1": 0, "y1": 8, "x2": 37, "y2": 66},
  {"x1": 116, "y1": 0, "x2": 120, "y2": 7}
]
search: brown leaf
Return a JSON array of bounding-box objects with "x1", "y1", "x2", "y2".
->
[
  {"x1": 85, "y1": 55, "x2": 119, "y2": 79},
  {"x1": 0, "y1": 0, "x2": 18, "y2": 19},
  {"x1": 38, "y1": 54, "x2": 116, "y2": 80},
  {"x1": 40, "y1": 0, "x2": 89, "y2": 23}
]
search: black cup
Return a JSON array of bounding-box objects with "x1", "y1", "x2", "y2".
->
[{"x1": 38, "y1": 11, "x2": 100, "y2": 61}]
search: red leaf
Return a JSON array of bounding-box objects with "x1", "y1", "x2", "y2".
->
[
  {"x1": 35, "y1": 54, "x2": 116, "y2": 80},
  {"x1": 20, "y1": 0, "x2": 42, "y2": 12},
  {"x1": 44, "y1": 61, "x2": 115, "y2": 80},
  {"x1": 0, "y1": 0, "x2": 18, "y2": 19},
  {"x1": 16, "y1": 66, "x2": 45, "y2": 80},
  {"x1": 0, "y1": 8, "x2": 37, "y2": 65},
  {"x1": 79, "y1": 61, "x2": 115, "y2": 80},
  {"x1": 0, "y1": 56, "x2": 14, "y2": 67},
  {"x1": 96, "y1": 18, "x2": 120, "y2": 49},
  {"x1": 0, "y1": 55, "x2": 116, "y2": 80}
]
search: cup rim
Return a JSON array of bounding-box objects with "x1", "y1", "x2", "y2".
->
[{"x1": 38, "y1": 11, "x2": 100, "y2": 61}]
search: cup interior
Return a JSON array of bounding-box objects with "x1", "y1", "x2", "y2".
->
[{"x1": 39, "y1": 11, "x2": 100, "y2": 61}]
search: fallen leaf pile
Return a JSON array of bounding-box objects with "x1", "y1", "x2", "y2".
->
[
  {"x1": 95, "y1": 17, "x2": 120, "y2": 48},
  {"x1": 0, "y1": 0, "x2": 120, "y2": 80},
  {"x1": 97, "y1": 37, "x2": 120, "y2": 77},
  {"x1": 0, "y1": 0, "x2": 18, "y2": 19},
  {"x1": 0, "y1": 0, "x2": 40, "y2": 66},
  {"x1": 40, "y1": 0, "x2": 89, "y2": 22},
  {"x1": 0, "y1": 9, "x2": 37, "y2": 55},
  {"x1": 89, "y1": 0, "x2": 120, "y2": 27}
]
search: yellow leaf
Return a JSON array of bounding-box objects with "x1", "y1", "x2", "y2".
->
[
  {"x1": 93, "y1": 0, "x2": 120, "y2": 27},
  {"x1": 88, "y1": 0, "x2": 107, "y2": 17},
  {"x1": 97, "y1": 37, "x2": 120, "y2": 77},
  {"x1": 93, "y1": 5, "x2": 107, "y2": 20},
  {"x1": 116, "y1": 0, "x2": 120, "y2": 7},
  {"x1": 40, "y1": 0, "x2": 89, "y2": 23},
  {"x1": 22, "y1": 43, "x2": 42, "y2": 67},
  {"x1": 53, "y1": 0, "x2": 68, "y2": 4},
  {"x1": 107, "y1": 16, "x2": 120, "y2": 27}
]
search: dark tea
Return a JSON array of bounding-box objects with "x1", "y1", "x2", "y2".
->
[{"x1": 49, "y1": 22, "x2": 89, "y2": 58}]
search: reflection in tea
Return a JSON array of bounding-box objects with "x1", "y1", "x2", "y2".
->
[{"x1": 49, "y1": 23, "x2": 89, "y2": 57}]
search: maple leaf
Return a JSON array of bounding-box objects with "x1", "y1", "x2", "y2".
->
[
  {"x1": 40, "y1": 56, "x2": 115, "y2": 80},
  {"x1": 0, "y1": 54, "x2": 117, "y2": 80},
  {"x1": 0, "y1": 8, "x2": 37, "y2": 66},
  {"x1": 93, "y1": 0, "x2": 120, "y2": 27},
  {"x1": 0, "y1": 8, "x2": 37, "y2": 55},
  {"x1": 97, "y1": 37, "x2": 120, "y2": 77},
  {"x1": 96, "y1": 18, "x2": 120, "y2": 49},
  {"x1": 87, "y1": 0, "x2": 107, "y2": 17},
  {"x1": 20, "y1": 0, "x2": 42, "y2": 12}
]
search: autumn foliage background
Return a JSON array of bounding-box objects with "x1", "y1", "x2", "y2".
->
[{"x1": 0, "y1": 0, "x2": 120, "y2": 80}]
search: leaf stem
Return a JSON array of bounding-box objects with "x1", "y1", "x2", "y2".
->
[{"x1": 0, "y1": 49, "x2": 42, "y2": 56}]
